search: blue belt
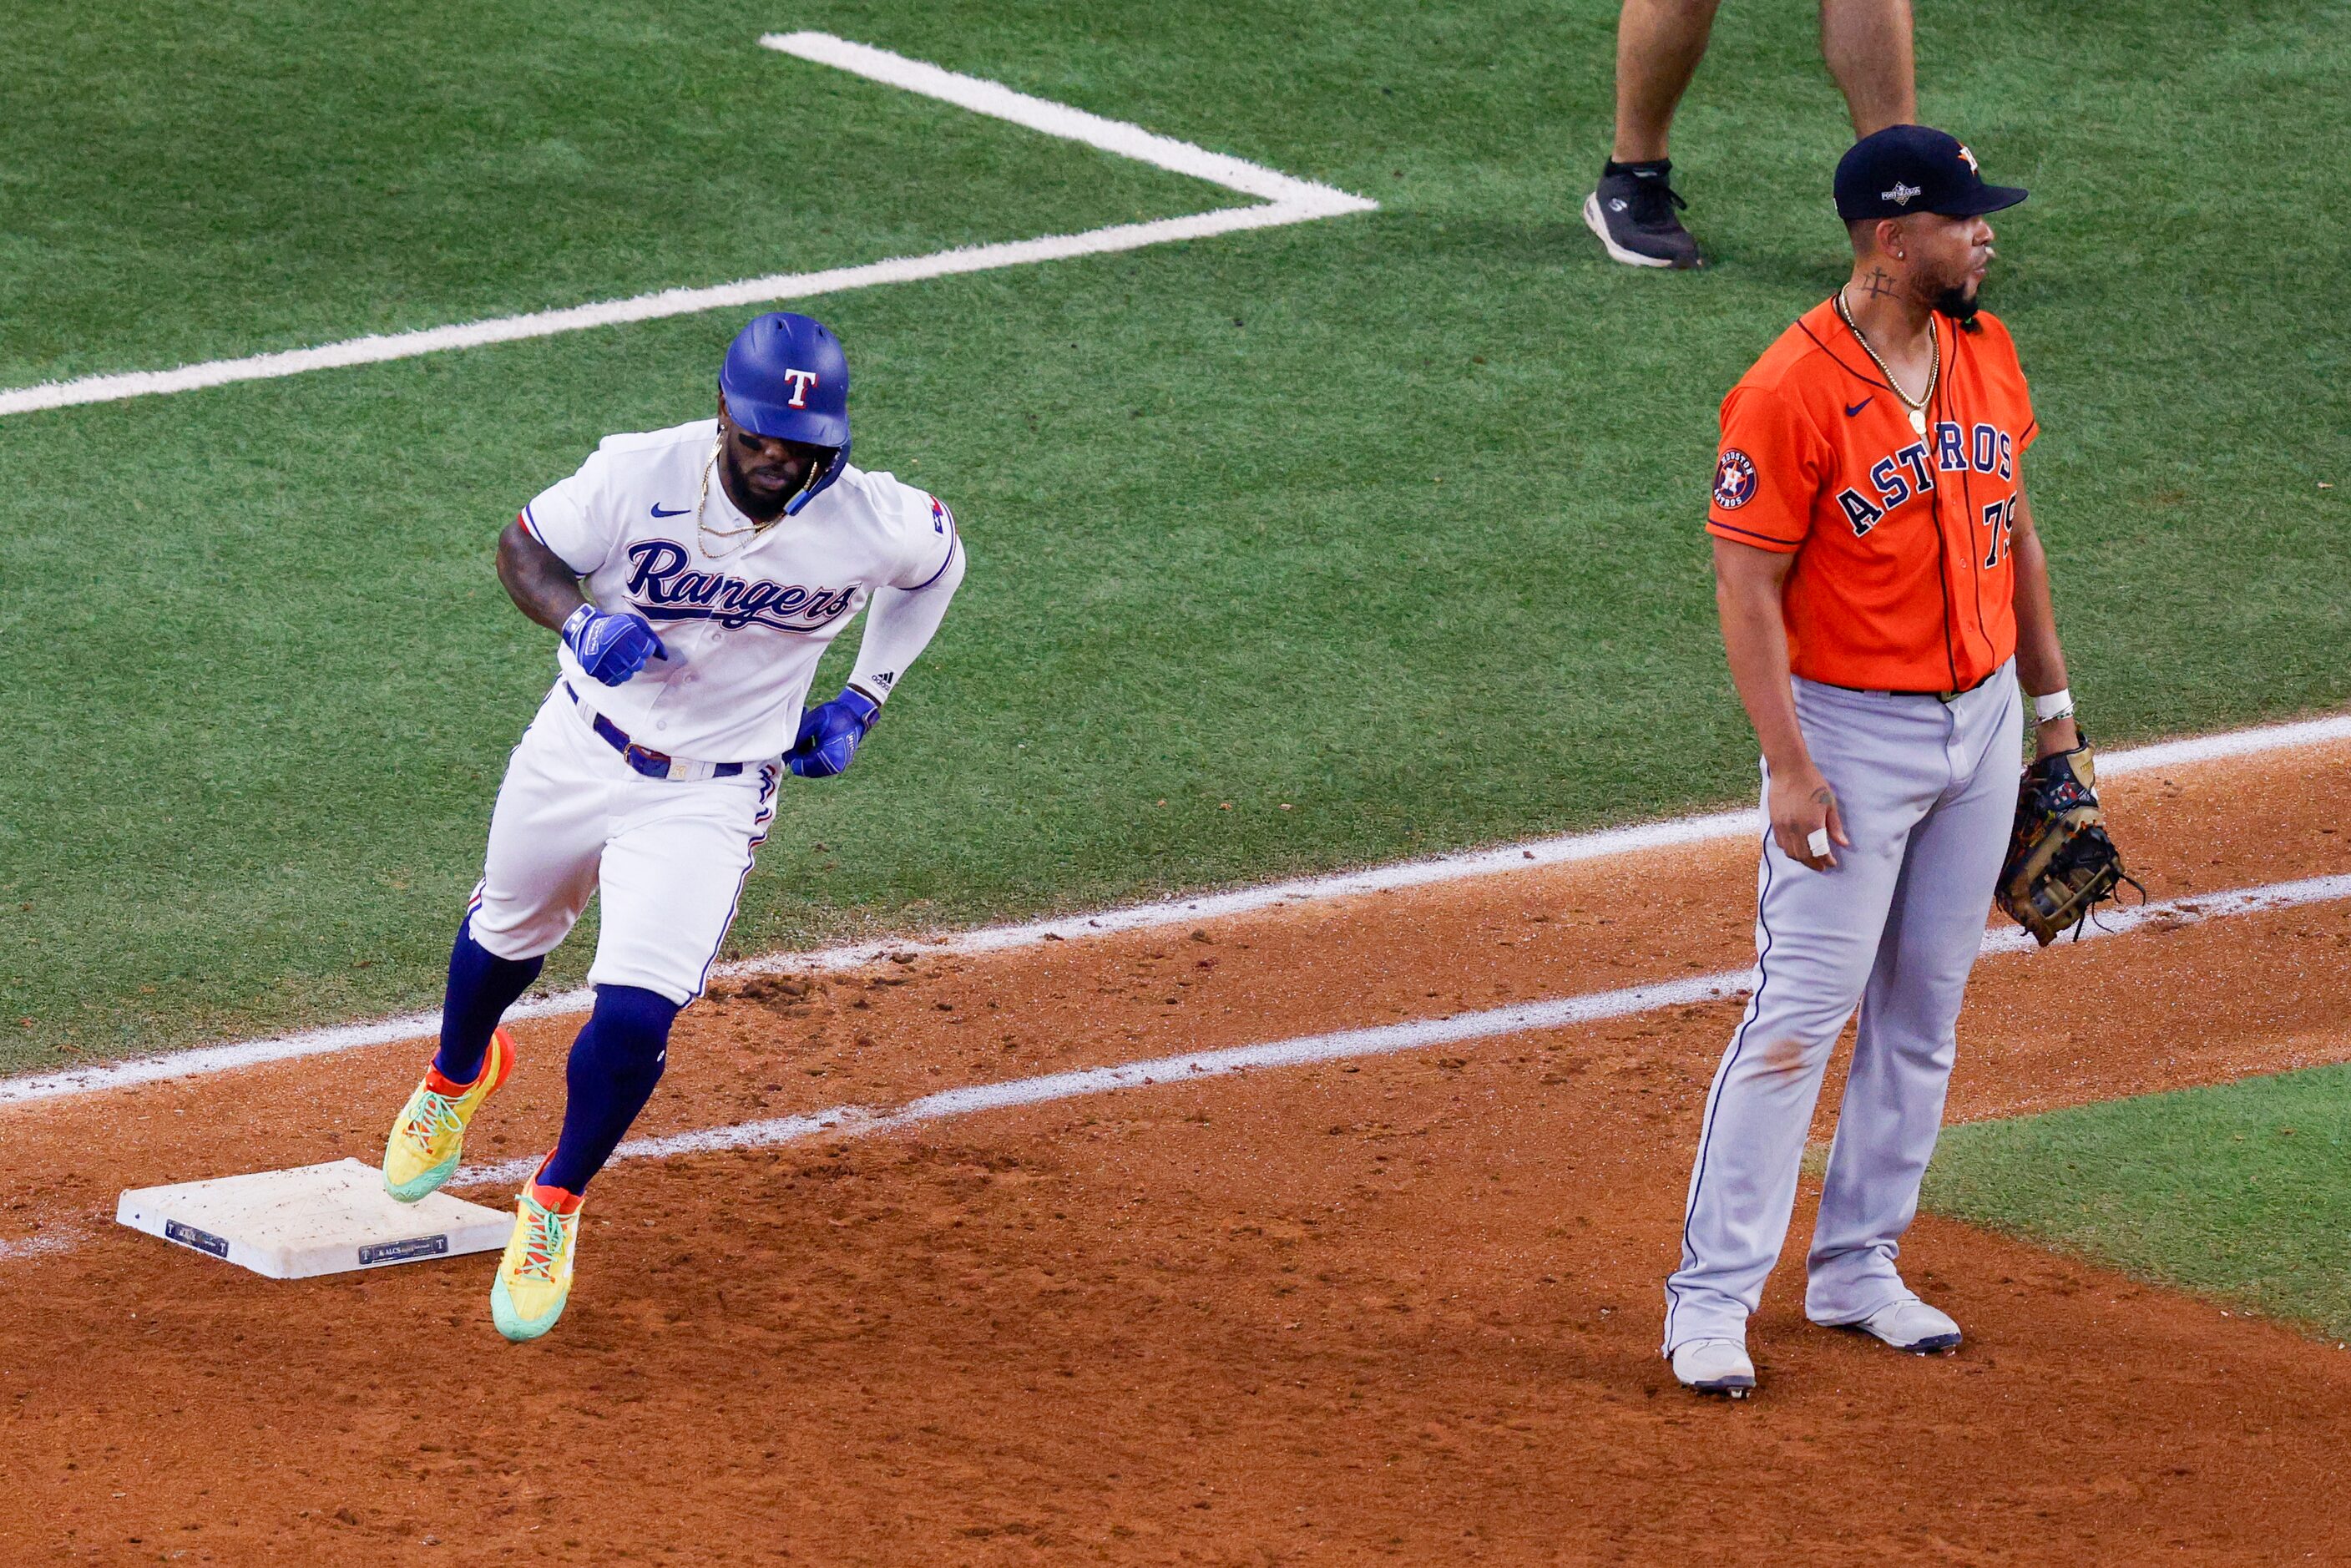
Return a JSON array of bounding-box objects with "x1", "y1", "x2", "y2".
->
[{"x1": 563, "y1": 682, "x2": 742, "y2": 781}]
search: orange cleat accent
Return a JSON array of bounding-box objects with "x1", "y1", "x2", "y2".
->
[{"x1": 382, "y1": 1027, "x2": 516, "y2": 1203}]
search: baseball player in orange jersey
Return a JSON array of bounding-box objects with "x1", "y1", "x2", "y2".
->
[{"x1": 1664, "y1": 126, "x2": 2085, "y2": 1397}]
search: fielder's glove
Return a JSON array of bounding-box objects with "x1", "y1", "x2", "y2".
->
[
  {"x1": 788, "y1": 686, "x2": 880, "y2": 778},
  {"x1": 1996, "y1": 734, "x2": 2141, "y2": 945},
  {"x1": 562, "y1": 604, "x2": 666, "y2": 686}
]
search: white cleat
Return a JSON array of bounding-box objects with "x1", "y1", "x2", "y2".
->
[
  {"x1": 1671, "y1": 1338, "x2": 1757, "y2": 1399},
  {"x1": 1852, "y1": 1298, "x2": 1963, "y2": 1353}
]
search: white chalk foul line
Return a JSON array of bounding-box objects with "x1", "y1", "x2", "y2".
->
[
  {"x1": 0, "y1": 1227, "x2": 89, "y2": 1263},
  {"x1": 5, "y1": 867, "x2": 2345, "y2": 1263},
  {"x1": 0, "y1": 33, "x2": 1373, "y2": 420},
  {"x1": 762, "y1": 33, "x2": 1363, "y2": 211},
  {"x1": 441, "y1": 868, "x2": 2351, "y2": 1193},
  {"x1": 447, "y1": 973, "x2": 1739, "y2": 1194},
  {"x1": 4, "y1": 711, "x2": 2346, "y2": 1111}
]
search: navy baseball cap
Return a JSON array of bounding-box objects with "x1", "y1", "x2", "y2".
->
[{"x1": 1834, "y1": 125, "x2": 2027, "y2": 220}]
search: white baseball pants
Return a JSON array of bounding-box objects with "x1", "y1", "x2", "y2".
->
[
  {"x1": 1663, "y1": 662, "x2": 2022, "y2": 1353},
  {"x1": 467, "y1": 687, "x2": 781, "y2": 1006}
]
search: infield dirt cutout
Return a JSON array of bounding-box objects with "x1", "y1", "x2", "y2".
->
[{"x1": 3, "y1": 738, "x2": 2348, "y2": 1564}]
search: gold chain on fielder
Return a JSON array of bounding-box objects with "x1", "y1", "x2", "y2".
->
[{"x1": 1836, "y1": 287, "x2": 1938, "y2": 436}]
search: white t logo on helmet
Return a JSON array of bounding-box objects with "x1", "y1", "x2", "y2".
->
[{"x1": 781, "y1": 368, "x2": 819, "y2": 408}]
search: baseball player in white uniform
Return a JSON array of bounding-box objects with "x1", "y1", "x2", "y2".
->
[{"x1": 378, "y1": 311, "x2": 965, "y2": 1341}]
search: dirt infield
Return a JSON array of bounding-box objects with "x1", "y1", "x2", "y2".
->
[{"x1": 3, "y1": 740, "x2": 2348, "y2": 1565}]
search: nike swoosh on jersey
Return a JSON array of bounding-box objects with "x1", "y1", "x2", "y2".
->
[
  {"x1": 1844, "y1": 397, "x2": 1874, "y2": 417},
  {"x1": 650, "y1": 503, "x2": 691, "y2": 517}
]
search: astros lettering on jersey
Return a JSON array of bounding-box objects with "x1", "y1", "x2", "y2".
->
[
  {"x1": 1706, "y1": 301, "x2": 2038, "y2": 694},
  {"x1": 518, "y1": 417, "x2": 960, "y2": 763}
]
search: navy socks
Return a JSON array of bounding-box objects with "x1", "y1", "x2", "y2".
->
[
  {"x1": 540, "y1": 984, "x2": 679, "y2": 1194},
  {"x1": 429, "y1": 918, "x2": 677, "y2": 1196},
  {"x1": 431, "y1": 916, "x2": 544, "y2": 1084}
]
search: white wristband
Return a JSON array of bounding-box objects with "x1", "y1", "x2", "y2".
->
[{"x1": 2034, "y1": 687, "x2": 2075, "y2": 725}]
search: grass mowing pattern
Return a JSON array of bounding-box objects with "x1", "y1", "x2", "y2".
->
[
  {"x1": 2, "y1": 0, "x2": 2348, "y2": 1068},
  {"x1": 0, "y1": 0, "x2": 1240, "y2": 387},
  {"x1": 1926, "y1": 1067, "x2": 2351, "y2": 1341}
]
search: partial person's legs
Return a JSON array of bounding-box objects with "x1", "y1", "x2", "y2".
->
[
  {"x1": 533, "y1": 761, "x2": 775, "y2": 1196},
  {"x1": 386, "y1": 693, "x2": 612, "y2": 1204},
  {"x1": 1662, "y1": 817, "x2": 1904, "y2": 1352},
  {"x1": 1586, "y1": 0, "x2": 1720, "y2": 270},
  {"x1": 1612, "y1": 0, "x2": 1724, "y2": 163},
  {"x1": 431, "y1": 918, "x2": 543, "y2": 1086},
  {"x1": 538, "y1": 985, "x2": 680, "y2": 1194},
  {"x1": 1663, "y1": 684, "x2": 1954, "y2": 1354},
  {"x1": 445, "y1": 690, "x2": 614, "y2": 1080},
  {"x1": 494, "y1": 984, "x2": 677, "y2": 1338},
  {"x1": 1807, "y1": 675, "x2": 2020, "y2": 1325},
  {"x1": 1820, "y1": 0, "x2": 1916, "y2": 137},
  {"x1": 491, "y1": 763, "x2": 776, "y2": 1340}
]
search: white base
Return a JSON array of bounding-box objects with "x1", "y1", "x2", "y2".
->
[{"x1": 116, "y1": 1158, "x2": 511, "y2": 1279}]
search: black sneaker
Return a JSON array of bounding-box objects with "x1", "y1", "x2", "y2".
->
[{"x1": 1583, "y1": 162, "x2": 1705, "y2": 270}]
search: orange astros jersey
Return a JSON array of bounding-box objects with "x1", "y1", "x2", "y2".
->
[{"x1": 1706, "y1": 298, "x2": 2039, "y2": 694}]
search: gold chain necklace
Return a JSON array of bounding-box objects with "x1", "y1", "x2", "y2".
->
[
  {"x1": 1836, "y1": 287, "x2": 1937, "y2": 437},
  {"x1": 693, "y1": 437, "x2": 773, "y2": 559}
]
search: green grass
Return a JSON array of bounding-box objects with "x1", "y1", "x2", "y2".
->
[
  {"x1": 0, "y1": 1, "x2": 1241, "y2": 387},
  {"x1": 1925, "y1": 1067, "x2": 2351, "y2": 1340},
  {"x1": 3, "y1": 0, "x2": 2348, "y2": 1069}
]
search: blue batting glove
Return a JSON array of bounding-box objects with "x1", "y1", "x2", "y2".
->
[
  {"x1": 787, "y1": 686, "x2": 881, "y2": 778},
  {"x1": 562, "y1": 604, "x2": 665, "y2": 687}
]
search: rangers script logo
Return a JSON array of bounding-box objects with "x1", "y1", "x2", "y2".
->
[
  {"x1": 621, "y1": 539, "x2": 857, "y2": 631},
  {"x1": 1713, "y1": 448, "x2": 1758, "y2": 510}
]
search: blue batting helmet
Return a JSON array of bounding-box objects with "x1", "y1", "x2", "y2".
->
[{"x1": 719, "y1": 311, "x2": 852, "y2": 515}]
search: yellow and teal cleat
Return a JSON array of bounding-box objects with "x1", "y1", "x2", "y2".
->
[
  {"x1": 491, "y1": 1169, "x2": 583, "y2": 1343},
  {"x1": 382, "y1": 1026, "x2": 516, "y2": 1203}
]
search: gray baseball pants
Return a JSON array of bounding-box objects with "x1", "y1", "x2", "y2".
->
[{"x1": 1663, "y1": 661, "x2": 2022, "y2": 1353}]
